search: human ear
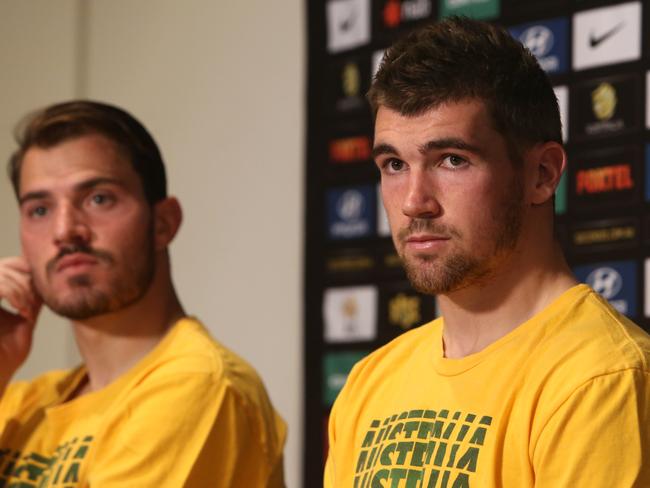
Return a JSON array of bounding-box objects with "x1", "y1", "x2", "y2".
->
[
  {"x1": 528, "y1": 142, "x2": 567, "y2": 205},
  {"x1": 152, "y1": 197, "x2": 183, "y2": 250}
]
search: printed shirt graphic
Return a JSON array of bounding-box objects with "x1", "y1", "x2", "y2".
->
[
  {"x1": 325, "y1": 285, "x2": 650, "y2": 487},
  {"x1": 0, "y1": 318, "x2": 286, "y2": 487},
  {"x1": 352, "y1": 408, "x2": 493, "y2": 487}
]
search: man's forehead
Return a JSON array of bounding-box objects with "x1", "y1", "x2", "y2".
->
[
  {"x1": 19, "y1": 134, "x2": 136, "y2": 196},
  {"x1": 377, "y1": 99, "x2": 496, "y2": 133}
]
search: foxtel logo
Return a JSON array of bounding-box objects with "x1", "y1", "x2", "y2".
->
[
  {"x1": 575, "y1": 164, "x2": 633, "y2": 194},
  {"x1": 383, "y1": 0, "x2": 431, "y2": 28},
  {"x1": 329, "y1": 136, "x2": 372, "y2": 163}
]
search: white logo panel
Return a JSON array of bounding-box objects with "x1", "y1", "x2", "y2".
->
[
  {"x1": 572, "y1": 1, "x2": 641, "y2": 71},
  {"x1": 326, "y1": 0, "x2": 371, "y2": 54},
  {"x1": 553, "y1": 85, "x2": 569, "y2": 142},
  {"x1": 372, "y1": 49, "x2": 385, "y2": 81},
  {"x1": 323, "y1": 286, "x2": 378, "y2": 342},
  {"x1": 377, "y1": 184, "x2": 391, "y2": 237}
]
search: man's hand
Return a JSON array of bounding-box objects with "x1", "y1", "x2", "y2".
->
[{"x1": 0, "y1": 257, "x2": 41, "y2": 385}]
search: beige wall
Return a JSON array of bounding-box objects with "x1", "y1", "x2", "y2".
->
[
  {"x1": 0, "y1": 1, "x2": 304, "y2": 486},
  {"x1": 0, "y1": 1, "x2": 81, "y2": 380}
]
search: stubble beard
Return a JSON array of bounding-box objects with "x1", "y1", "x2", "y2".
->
[
  {"x1": 37, "y1": 227, "x2": 156, "y2": 321},
  {"x1": 399, "y1": 178, "x2": 525, "y2": 296}
]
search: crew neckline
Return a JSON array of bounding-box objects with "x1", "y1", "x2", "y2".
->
[{"x1": 431, "y1": 284, "x2": 591, "y2": 376}]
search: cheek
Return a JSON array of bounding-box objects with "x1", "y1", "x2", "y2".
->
[
  {"x1": 19, "y1": 227, "x2": 47, "y2": 265},
  {"x1": 443, "y1": 182, "x2": 495, "y2": 226},
  {"x1": 381, "y1": 180, "x2": 405, "y2": 218},
  {"x1": 96, "y1": 213, "x2": 152, "y2": 255}
]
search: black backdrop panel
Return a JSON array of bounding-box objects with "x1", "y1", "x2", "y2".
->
[{"x1": 305, "y1": 0, "x2": 649, "y2": 485}]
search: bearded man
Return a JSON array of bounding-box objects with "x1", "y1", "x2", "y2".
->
[
  {"x1": 325, "y1": 17, "x2": 650, "y2": 488},
  {"x1": 0, "y1": 100, "x2": 286, "y2": 486}
]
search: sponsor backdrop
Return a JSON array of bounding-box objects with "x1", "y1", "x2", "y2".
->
[{"x1": 305, "y1": 0, "x2": 650, "y2": 485}]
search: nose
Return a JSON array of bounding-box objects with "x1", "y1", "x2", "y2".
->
[
  {"x1": 53, "y1": 203, "x2": 91, "y2": 246},
  {"x1": 402, "y1": 169, "x2": 441, "y2": 219}
]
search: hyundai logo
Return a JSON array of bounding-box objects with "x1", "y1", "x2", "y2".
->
[
  {"x1": 337, "y1": 190, "x2": 365, "y2": 221},
  {"x1": 586, "y1": 266, "x2": 623, "y2": 299},
  {"x1": 520, "y1": 25, "x2": 554, "y2": 58}
]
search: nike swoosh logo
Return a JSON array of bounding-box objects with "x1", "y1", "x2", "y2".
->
[
  {"x1": 589, "y1": 22, "x2": 625, "y2": 48},
  {"x1": 339, "y1": 8, "x2": 357, "y2": 32}
]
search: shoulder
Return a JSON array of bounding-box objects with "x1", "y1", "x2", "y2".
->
[
  {"x1": 1, "y1": 367, "x2": 82, "y2": 417},
  {"x1": 139, "y1": 317, "x2": 280, "y2": 409},
  {"x1": 526, "y1": 286, "x2": 650, "y2": 417},
  {"x1": 540, "y1": 287, "x2": 650, "y2": 377},
  {"x1": 96, "y1": 318, "x2": 286, "y2": 462}
]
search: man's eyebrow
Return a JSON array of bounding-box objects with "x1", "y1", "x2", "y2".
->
[
  {"x1": 19, "y1": 191, "x2": 50, "y2": 207},
  {"x1": 419, "y1": 138, "x2": 482, "y2": 156},
  {"x1": 372, "y1": 143, "x2": 400, "y2": 160},
  {"x1": 372, "y1": 138, "x2": 484, "y2": 160},
  {"x1": 74, "y1": 176, "x2": 124, "y2": 192},
  {"x1": 18, "y1": 177, "x2": 125, "y2": 207}
]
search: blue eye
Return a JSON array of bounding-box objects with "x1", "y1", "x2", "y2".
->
[
  {"x1": 90, "y1": 193, "x2": 114, "y2": 206},
  {"x1": 30, "y1": 206, "x2": 48, "y2": 217}
]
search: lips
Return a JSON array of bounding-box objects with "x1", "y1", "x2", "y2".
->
[
  {"x1": 404, "y1": 234, "x2": 449, "y2": 251},
  {"x1": 405, "y1": 234, "x2": 448, "y2": 243},
  {"x1": 55, "y1": 254, "x2": 99, "y2": 273}
]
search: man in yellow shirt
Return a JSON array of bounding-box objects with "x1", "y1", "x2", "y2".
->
[
  {"x1": 0, "y1": 100, "x2": 286, "y2": 486},
  {"x1": 325, "y1": 17, "x2": 650, "y2": 487}
]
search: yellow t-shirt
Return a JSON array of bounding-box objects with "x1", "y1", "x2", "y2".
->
[
  {"x1": 0, "y1": 317, "x2": 286, "y2": 487},
  {"x1": 325, "y1": 284, "x2": 650, "y2": 487}
]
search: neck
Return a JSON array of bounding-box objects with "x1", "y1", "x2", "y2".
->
[
  {"x1": 70, "y1": 271, "x2": 185, "y2": 393},
  {"x1": 437, "y1": 239, "x2": 577, "y2": 359}
]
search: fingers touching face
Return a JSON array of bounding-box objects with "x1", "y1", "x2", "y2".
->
[{"x1": 0, "y1": 257, "x2": 41, "y2": 321}]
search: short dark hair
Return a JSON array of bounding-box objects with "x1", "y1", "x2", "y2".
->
[
  {"x1": 368, "y1": 16, "x2": 562, "y2": 161},
  {"x1": 8, "y1": 100, "x2": 167, "y2": 204}
]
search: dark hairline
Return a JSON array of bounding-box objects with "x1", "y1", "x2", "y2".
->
[
  {"x1": 371, "y1": 98, "x2": 531, "y2": 167},
  {"x1": 7, "y1": 101, "x2": 167, "y2": 205}
]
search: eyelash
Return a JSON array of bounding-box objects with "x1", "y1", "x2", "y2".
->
[
  {"x1": 23, "y1": 191, "x2": 116, "y2": 218},
  {"x1": 442, "y1": 154, "x2": 468, "y2": 168},
  {"x1": 383, "y1": 158, "x2": 404, "y2": 171},
  {"x1": 27, "y1": 206, "x2": 48, "y2": 218},
  {"x1": 90, "y1": 192, "x2": 113, "y2": 204},
  {"x1": 379, "y1": 154, "x2": 469, "y2": 173}
]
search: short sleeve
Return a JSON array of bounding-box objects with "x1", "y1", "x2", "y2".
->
[
  {"x1": 533, "y1": 369, "x2": 650, "y2": 487},
  {"x1": 89, "y1": 371, "x2": 285, "y2": 487}
]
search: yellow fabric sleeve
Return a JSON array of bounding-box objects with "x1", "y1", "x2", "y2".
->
[
  {"x1": 88, "y1": 371, "x2": 284, "y2": 487},
  {"x1": 533, "y1": 369, "x2": 650, "y2": 487}
]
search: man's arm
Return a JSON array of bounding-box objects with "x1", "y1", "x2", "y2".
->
[
  {"x1": 0, "y1": 257, "x2": 41, "y2": 395},
  {"x1": 324, "y1": 409, "x2": 338, "y2": 488},
  {"x1": 533, "y1": 368, "x2": 650, "y2": 487}
]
